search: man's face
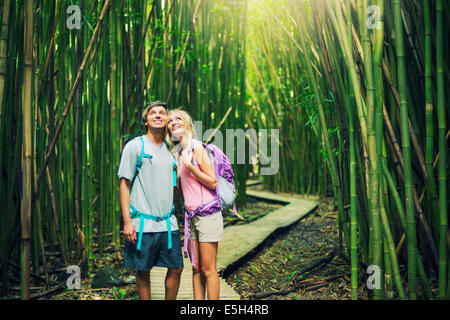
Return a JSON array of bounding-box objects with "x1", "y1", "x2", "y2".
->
[{"x1": 145, "y1": 106, "x2": 168, "y2": 130}]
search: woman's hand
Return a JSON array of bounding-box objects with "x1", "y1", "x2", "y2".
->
[{"x1": 181, "y1": 150, "x2": 194, "y2": 170}]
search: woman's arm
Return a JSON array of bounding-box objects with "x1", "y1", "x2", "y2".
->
[{"x1": 182, "y1": 145, "x2": 217, "y2": 189}]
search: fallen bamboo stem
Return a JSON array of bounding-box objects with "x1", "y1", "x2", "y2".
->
[
  {"x1": 294, "y1": 250, "x2": 338, "y2": 281},
  {"x1": 1, "y1": 283, "x2": 66, "y2": 300}
]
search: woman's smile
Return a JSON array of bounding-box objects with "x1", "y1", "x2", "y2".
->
[{"x1": 168, "y1": 116, "x2": 185, "y2": 133}]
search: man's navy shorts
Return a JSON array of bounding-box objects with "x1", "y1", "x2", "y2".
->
[{"x1": 124, "y1": 231, "x2": 184, "y2": 271}]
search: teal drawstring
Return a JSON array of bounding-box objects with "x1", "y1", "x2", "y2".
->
[{"x1": 130, "y1": 204, "x2": 175, "y2": 251}]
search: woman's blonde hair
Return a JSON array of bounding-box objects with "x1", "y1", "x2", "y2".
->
[{"x1": 166, "y1": 108, "x2": 196, "y2": 148}]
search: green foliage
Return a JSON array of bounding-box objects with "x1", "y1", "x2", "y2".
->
[{"x1": 0, "y1": 0, "x2": 248, "y2": 297}]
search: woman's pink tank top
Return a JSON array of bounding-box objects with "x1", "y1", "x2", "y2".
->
[{"x1": 179, "y1": 156, "x2": 215, "y2": 211}]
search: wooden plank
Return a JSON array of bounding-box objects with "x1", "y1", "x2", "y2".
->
[{"x1": 149, "y1": 257, "x2": 240, "y2": 300}]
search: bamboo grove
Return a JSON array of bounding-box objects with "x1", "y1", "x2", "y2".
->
[
  {"x1": 248, "y1": 0, "x2": 448, "y2": 299},
  {"x1": 0, "y1": 0, "x2": 448, "y2": 301},
  {"x1": 0, "y1": 0, "x2": 247, "y2": 299}
]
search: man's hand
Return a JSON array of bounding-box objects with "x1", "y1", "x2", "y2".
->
[
  {"x1": 119, "y1": 178, "x2": 136, "y2": 243},
  {"x1": 124, "y1": 222, "x2": 137, "y2": 244}
]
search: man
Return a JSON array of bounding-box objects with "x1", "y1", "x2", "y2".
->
[{"x1": 118, "y1": 101, "x2": 183, "y2": 300}]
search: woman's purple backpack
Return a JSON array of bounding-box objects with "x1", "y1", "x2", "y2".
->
[
  {"x1": 182, "y1": 140, "x2": 240, "y2": 217},
  {"x1": 203, "y1": 143, "x2": 238, "y2": 214}
]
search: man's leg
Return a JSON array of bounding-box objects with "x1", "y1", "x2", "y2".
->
[
  {"x1": 165, "y1": 267, "x2": 183, "y2": 300},
  {"x1": 136, "y1": 270, "x2": 151, "y2": 300}
]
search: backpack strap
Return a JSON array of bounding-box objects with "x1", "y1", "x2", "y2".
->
[
  {"x1": 131, "y1": 136, "x2": 153, "y2": 191},
  {"x1": 172, "y1": 159, "x2": 177, "y2": 187},
  {"x1": 136, "y1": 136, "x2": 153, "y2": 173},
  {"x1": 200, "y1": 143, "x2": 221, "y2": 206},
  {"x1": 131, "y1": 204, "x2": 175, "y2": 251}
]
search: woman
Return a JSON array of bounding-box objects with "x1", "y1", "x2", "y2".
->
[{"x1": 167, "y1": 109, "x2": 224, "y2": 300}]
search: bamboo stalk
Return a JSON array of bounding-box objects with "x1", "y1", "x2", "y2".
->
[
  {"x1": 73, "y1": 0, "x2": 84, "y2": 264},
  {"x1": 343, "y1": 0, "x2": 358, "y2": 300},
  {"x1": 383, "y1": 160, "x2": 433, "y2": 299},
  {"x1": 379, "y1": 188, "x2": 406, "y2": 299},
  {"x1": 393, "y1": 0, "x2": 417, "y2": 299},
  {"x1": 436, "y1": 0, "x2": 448, "y2": 300},
  {"x1": 33, "y1": 43, "x2": 49, "y2": 289},
  {"x1": 0, "y1": 0, "x2": 11, "y2": 132},
  {"x1": 372, "y1": 0, "x2": 385, "y2": 299},
  {"x1": 422, "y1": 0, "x2": 440, "y2": 250},
  {"x1": 21, "y1": 0, "x2": 34, "y2": 300},
  {"x1": 382, "y1": 103, "x2": 439, "y2": 268}
]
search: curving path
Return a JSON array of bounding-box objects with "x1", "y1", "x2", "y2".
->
[{"x1": 150, "y1": 188, "x2": 319, "y2": 300}]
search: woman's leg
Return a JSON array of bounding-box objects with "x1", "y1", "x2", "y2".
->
[
  {"x1": 199, "y1": 241, "x2": 220, "y2": 300},
  {"x1": 189, "y1": 239, "x2": 206, "y2": 299}
]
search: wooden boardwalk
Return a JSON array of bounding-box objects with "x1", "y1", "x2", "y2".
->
[
  {"x1": 149, "y1": 188, "x2": 318, "y2": 300},
  {"x1": 217, "y1": 189, "x2": 318, "y2": 271}
]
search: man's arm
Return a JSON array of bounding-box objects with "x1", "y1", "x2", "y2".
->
[{"x1": 119, "y1": 178, "x2": 137, "y2": 243}]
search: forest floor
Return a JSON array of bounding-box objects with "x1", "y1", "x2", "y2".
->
[
  {"x1": 8, "y1": 190, "x2": 361, "y2": 300},
  {"x1": 224, "y1": 193, "x2": 356, "y2": 300}
]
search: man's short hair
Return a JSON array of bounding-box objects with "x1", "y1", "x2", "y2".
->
[{"x1": 147, "y1": 100, "x2": 168, "y2": 110}]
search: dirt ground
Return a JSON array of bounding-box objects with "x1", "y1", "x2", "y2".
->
[{"x1": 224, "y1": 196, "x2": 358, "y2": 300}]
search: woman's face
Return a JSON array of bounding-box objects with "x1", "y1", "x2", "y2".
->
[{"x1": 168, "y1": 113, "x2": 186, "y2": 138}]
